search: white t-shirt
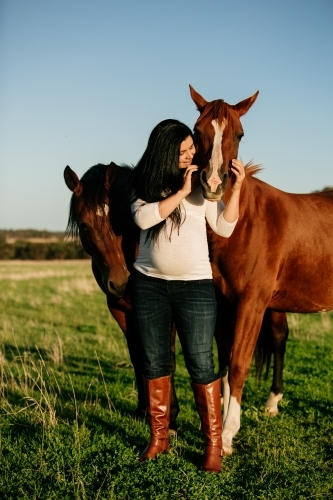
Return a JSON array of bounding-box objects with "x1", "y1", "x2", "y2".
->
[{"x1": 131, "y1": 186, "x2": 237, "y2": 281}]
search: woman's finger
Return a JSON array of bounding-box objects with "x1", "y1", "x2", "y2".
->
[{"x1": 184, "y1": 166, "x2": 198, "y2": 176}]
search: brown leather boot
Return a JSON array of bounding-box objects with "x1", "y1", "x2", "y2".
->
[
  {"x1": 192, "y1": 378, "x2": 223, "y2": 473},
  {"x1": 138, "y1": 375, "x2": 171, "y2": 461}
]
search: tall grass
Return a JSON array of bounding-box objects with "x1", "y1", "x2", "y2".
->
[{"x1": 0, "y1": 261, "x2": 332, "y2": 499}]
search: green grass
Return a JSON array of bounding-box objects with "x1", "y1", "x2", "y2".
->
[{"x1": 0, "y1": 260, "x2": 332, "y2": 499}]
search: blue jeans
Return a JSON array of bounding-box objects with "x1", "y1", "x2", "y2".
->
[{"x1": 130, "y1": 270, "x2": 217, "y2": 384}]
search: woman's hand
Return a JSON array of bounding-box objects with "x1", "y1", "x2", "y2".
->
[
  {"x1": 229, "y1": 159, "x2": 245, "y2": 192},
  {"x1": 222, "y1": 159, "x2": 245, "y2": 223},
  {"x1": 180, "y1": 165, "x2": 199, "y2": 196},
  {"x1": 158, "y1": 165, "x2": 199, "y2": 219}
]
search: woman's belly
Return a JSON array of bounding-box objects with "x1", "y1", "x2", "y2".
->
[{"x1": 137, "y1": 217, "x2": 211, "y2": 278}]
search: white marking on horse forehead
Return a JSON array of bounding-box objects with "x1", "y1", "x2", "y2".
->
[
  {"x1": 211, "y1": 118, "x2": 227, "y2": 148},
  {"x1": 96, "y1": 204, "x2": 109, "y2": 217},
  {"x1": 206, "y1": 119, "x2": 227, "y2": 193}
]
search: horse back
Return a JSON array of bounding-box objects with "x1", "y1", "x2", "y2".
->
[{"x1": 210, "y1": 176, "x2": 333, "y2": 312}]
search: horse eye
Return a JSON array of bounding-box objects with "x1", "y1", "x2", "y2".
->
[{"x1": 238, "y1": 133, "x2": 244, "y2": 141}]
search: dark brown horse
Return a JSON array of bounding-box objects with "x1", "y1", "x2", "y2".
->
[
  {"x1": 190, "y1": 85, "x2": 333, "y2": 454},
  {"x1": 64, "y1": 163, "x2": 180, "y2": 428}
]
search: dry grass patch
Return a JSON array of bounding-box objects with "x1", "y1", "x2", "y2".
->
[
  {"x1": 288, "y1": 311, "x2": 333, "y2": 342},
  {"x1": 56, "y1": 278, "x2": 100, "y2": 295},
  {"x1": 0, "y1": 260, "x2": 91, "y2": 278}
]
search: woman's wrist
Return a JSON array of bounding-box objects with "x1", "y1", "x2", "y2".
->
[
  {"x1": 158, "y1": 190, "x2": 186, "y2": 218},
  {"x1": 179, "y1": 187, "x2": 190, "y2": 198},
  {"x1": 230, "y1": 184, "x2": 242, "y2": 194}
]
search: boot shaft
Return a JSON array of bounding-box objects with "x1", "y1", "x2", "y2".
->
[
  {"x1": 192, "y1": 378, "x2": 223, "y2": 472},
  {"x1": 192, "y1": 378, "x2": 222, "y2": 447},
  {"x1": 144, "y1": 375, "x2": 171, "y2": 440}
]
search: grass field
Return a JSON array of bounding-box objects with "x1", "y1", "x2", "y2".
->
[{"x1": 0, "y1": 260, "x2": 332, "y2": 499}]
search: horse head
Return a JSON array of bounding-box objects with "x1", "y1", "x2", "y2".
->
[
  {"x1": 64, "y1": 162, "x2": 131, "y2": 298},
  {"x1": 190, "y1": 85, "x2": 259, "y2": 200}
]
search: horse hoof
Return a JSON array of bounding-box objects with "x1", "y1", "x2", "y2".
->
[
  {"x1": 264, "y1": 392, "x2": 283, "y2": 417},
  {"x1": 263, "y1": 405, "x2": 279, "y2": 416},
  {"x1": 264, "y1": 408, "x2": 279, "y2": 416},
  {"x1": 223, "y1": 446, "x2": 233, "y2": 456}
]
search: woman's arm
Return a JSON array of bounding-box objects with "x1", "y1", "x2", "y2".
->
[
  {"x1": 158, "y1": 165, "x2": 198, "y2": 219},
  {"x1": 206, "y1": 201, "x2": 238, "y2": 238},
  {"x1": 131, "y1": 200, "x2": 164, "y2": 230},
  {"x1": 221, "y1": 159, "x2": 245, "y2": 223},
  {"x1": 133, "y1": 165, "x2": 199, "y2": 228}
]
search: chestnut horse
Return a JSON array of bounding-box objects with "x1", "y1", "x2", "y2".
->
[
  {"x1": 64, "y1": 163, "x2": 180, "y2": 428},
  {"x1": 190, "y1": 85, "x2": 333, "y2": 454},
  {"x1": 64, "y1": 161, "x2": 288, "y2": 439}
]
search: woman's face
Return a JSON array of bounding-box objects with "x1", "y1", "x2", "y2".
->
[{"x1": 178, "y1": 135, "x2": 196, "y2": 169}]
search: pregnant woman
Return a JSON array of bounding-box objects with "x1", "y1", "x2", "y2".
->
[{"x1": 128, "y1": 119, "x2": 244, "y2": 473}]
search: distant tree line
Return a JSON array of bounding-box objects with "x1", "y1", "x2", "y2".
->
[
  {"x1": 0, "y1": 230, "x2": 89, "y2": 260},
  {"x1": 312, "y1": 186, "x2": 333, "y2": 193},
  {"x1": 0, "y1": 229, "x2": 64, "y2": 240},
  {"x1": 2, "y1": 184, "x2": 332, "y2": 260}
]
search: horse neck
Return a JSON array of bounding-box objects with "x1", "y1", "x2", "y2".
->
[
  {"x1": 222, "y1": 174, "x2": 256, "y2": 219},
  {"x1": 110, "y1": 171, "x2": 140, "y2": 265},
  {"x1": 110, "y1": 167, "x2": 132, "y2": 225}
]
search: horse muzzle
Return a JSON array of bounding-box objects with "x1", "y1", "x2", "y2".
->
[
  {"x1": 106, "y1": 280, "x2": 128, "y2": 298},
  {"x1": 200, "y1": 170, "x2": 228, "y2": 201}
]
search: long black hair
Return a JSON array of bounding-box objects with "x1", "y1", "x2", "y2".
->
[{"x1": 128, "y1": 119, "x2": 194, "y2": 244}]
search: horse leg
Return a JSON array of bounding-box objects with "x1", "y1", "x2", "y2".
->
[
  {"x1": 91, "y1": 261, "x2": 145, "y2": 414},
  {"x1": 214, "y1": 292, "x2": 235, "y2": 424},
  {"x1": 107, "y1": 304, "x2": 146, "y2": 416},
  {"x1": 264, "y1": 311, "x2": 289, "y2": 416},
  {"x1": 223, "y1": 303, "x2": 266, "y2": 455},
  {"x1": 170, "y1": 325, "x2": 180, "y2": 434}
]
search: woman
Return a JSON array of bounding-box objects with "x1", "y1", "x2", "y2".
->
[{"x1": 129, "y1": 119, "x2": 245, "y2": 473}]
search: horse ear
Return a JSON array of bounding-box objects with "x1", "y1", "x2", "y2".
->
[
  {"x1": 105, "y1": 162, "x2": 119, "y2": 190},
  {"x1": 231, "y1": 91, "x2": 259, "y2": 117},
  {"x1": 64, "y1": 166, "x2": 82, "y2": 194},
  {"x1": 189, "y1": 84, "x2": 208, "y2": 111}
]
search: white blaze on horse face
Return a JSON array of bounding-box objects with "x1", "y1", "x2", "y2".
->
[
  {"x1": 222, "y1": 395, "x2": 240, "y2": 455},
  {"x1": 96, "y1": 204, "x2": 109, "y2": 217},
  {"x1": 207, "y1": 118, "x2": 227, "y2": 193}
]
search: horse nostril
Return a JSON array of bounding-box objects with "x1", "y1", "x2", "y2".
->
[
  {"x1": 108, "y1": 280, "x2": 126, "y2": 298},
  {"x1": 108, "y1": 281, "x2": 117, "y2": 293},
  {"x1": 222, "y1": 172, "x2": 228, "y2": 184}
]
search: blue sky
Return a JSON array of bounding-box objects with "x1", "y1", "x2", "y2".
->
[{"x1": 1, "y1": 0, "x2": 332, "y2": 231}]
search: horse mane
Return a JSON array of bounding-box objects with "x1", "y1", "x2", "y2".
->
[
  {"x1": 195, "y1": 99, "x2": 227, "y2": 125},
  {"x1": 244, "y1": 162, "x2": 262, "y2": 177},
  {"x1": 221, "y1": 162, "x2": 262, "y2": 203},
  {"x1": 65, "y1": 163, "x2": 133, "y2": 239}
]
